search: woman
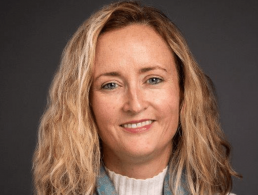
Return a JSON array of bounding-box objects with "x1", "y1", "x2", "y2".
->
[{"x1": 33, "y1": 1, "x2": 240, "y2": 195}]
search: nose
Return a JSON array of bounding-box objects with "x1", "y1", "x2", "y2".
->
[{"x1": 122, "y1": 85, "x2": 147, "y2": 114}]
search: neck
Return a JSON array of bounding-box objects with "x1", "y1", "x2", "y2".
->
[{"x1": 102, "y1": 143, "x2": 172, "y2": 179}]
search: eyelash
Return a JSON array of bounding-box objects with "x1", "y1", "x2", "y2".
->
[
  {"x1": 101, "y1": 77, "x2": 163, "y2": 90},
  {"x1": 146, "y1": 77, "x2": 163, "y2": 85},
  {"x1": 101, "y1": 82, "x2": 118, "y2": 90}
]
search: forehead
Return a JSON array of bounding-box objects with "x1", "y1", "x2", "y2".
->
[
  {"x1": 94, "y1": 24, "x2": 176, "y2": 73},
  {"x1": 97, "y1": 24, "x2": 171, "y2": 51}
]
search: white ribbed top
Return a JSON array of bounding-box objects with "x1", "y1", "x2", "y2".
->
[{"x1": 105, "y1": 166, "x2": 167, "y2": 195}]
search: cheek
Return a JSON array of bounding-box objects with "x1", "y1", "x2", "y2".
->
[
  {"x1": 91, "y1": 97, "x2": 111, "y2": 142},
  {"x1": 91, "y1": 94, "x2": 123, "y2": 148},
  {"x1": 152, "y1": 88, "x2": 180, "y2": 136},
  {"x1": 152, "y1": 88, "x2": 180, "y2": 113},
  {"x1": 91, "y1": 93, "x2": 120, "y2": 128},
  {"x1": 92, "y1": 97, "x2": 108, "y2": 125}
]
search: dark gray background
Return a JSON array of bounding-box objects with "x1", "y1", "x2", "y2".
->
[{"x1": 1, "y1": 0, "x2": 257, "y2": 194}]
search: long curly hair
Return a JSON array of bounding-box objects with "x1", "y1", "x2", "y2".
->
[{"x1": 33, "y1": 1, "x2": 240, "y2": 194}]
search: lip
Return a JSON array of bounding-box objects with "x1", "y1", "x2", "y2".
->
[
  {"x1": 120, "y1": 119, "x2": 152, "y2": 125},
  {"x1": 120, "y1": 119, "x2": 154, "y2": 133}
]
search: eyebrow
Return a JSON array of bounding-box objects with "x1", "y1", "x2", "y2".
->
[
  {"x1": 139, "y1": 66, "x2": 167, "y2": 74},
  {"x1": 95, "y1": 71, "x2": 122, "y2": 81},
  {"x1": 95, "y1": 66, "x2": 167, "y2": 81}
]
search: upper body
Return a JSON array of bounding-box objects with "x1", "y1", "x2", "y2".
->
[{"x1": 33, "y1": 1, "x2": 241, "y2": 195}]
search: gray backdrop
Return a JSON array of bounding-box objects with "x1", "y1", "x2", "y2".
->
[{"x1": 1, "y1": 0, "x2": 257, "y2": 194}]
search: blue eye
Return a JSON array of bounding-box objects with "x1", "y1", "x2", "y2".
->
[
  {"x1": 147, "y1": 77, "x2": 163, "y2": 85},
  {"x1": 102, "y1": 82, "x2": 118, "y2": 90}
]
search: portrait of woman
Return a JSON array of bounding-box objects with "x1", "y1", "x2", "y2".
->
[
  {"x1": 31, "y1": 1, "x2": 242, "y2": 195},
  {"x1": 3, "y1": 0, "x2": 258, "y2": 194}
]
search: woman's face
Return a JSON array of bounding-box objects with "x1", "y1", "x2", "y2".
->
[{"x1": 91, "y1": 24, "x2": 180, "y2": 164}]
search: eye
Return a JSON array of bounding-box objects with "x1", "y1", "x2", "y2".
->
[
  {"x1": 146, "y1": 77, "x2": 163, "y2": 85},
  {"x1": 101, "y1": 82, "x2": 118, "y2": 90}
]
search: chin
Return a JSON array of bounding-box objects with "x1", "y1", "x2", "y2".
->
[{"x1": 121, "y1": 144, "x2": 162, "y2": 161}]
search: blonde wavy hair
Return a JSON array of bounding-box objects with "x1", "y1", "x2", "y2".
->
[{"x1": 33, "y1": 1, "x2": 240, "y2": 194}]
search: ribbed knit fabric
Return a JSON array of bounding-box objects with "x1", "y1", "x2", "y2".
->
[{"x1": 105, "y1": 166, "x2": 168, "y2": 195}]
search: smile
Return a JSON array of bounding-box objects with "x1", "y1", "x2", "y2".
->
[{"x1": 121, "y1": 120, "x2": 153, "y2": 129}]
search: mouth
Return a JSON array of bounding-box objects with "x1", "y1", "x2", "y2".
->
[{"x1": 120, "y1": 120, "x2": 154, "y2": 129}]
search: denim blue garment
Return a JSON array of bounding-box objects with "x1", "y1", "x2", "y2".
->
[{"x1": 94, "y1": 164, "x2": 189, "y2": 195}]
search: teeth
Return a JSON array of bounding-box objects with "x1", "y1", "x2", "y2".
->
[{"x1": 122, "y1": 120, "x2": 153, "y2": 128}]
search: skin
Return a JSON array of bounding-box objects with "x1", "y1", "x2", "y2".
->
[{"x1": 91, "y1": 24, "x2": 180, "y2": 179}]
